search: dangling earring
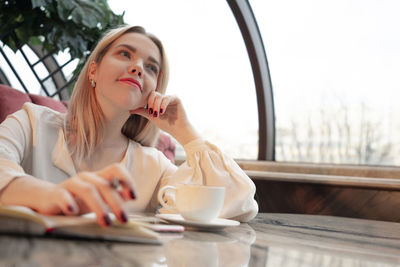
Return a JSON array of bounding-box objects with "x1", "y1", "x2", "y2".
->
[{"x1": 90, "y1": 79, "x2": 96, "y2": 88}]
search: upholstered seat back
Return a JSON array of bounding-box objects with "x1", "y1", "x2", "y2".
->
[{"x1": 0, "y1": 84, "x2": 67, "y2": 123}]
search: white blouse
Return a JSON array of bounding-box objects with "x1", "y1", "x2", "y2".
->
[{"x1": 0, "y1": 103, "x2": 258, "y2": 222}]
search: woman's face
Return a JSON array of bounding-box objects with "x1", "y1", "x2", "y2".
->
[{"x1": 90, "y1": 32, "x2": 161, "y2": 116}]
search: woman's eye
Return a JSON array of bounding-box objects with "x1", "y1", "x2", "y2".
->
[
  {"x1": 146, "y1": 64, "x2": 158, "y2": 74},
  {"x1": 119, "y1": 51, "x2": 130, "y2": 59}
]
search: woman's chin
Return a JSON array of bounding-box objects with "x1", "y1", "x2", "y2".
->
[{"x1": 119, "y1": 99, "x2": 142, "y2": 111}]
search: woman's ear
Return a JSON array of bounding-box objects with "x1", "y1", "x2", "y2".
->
[{"x1": 88, "y1": 61, "x2": 97, "y2": 81}]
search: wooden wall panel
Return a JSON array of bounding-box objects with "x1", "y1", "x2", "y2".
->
[{"x1": 254, "y1": 180, "x2": 400, "y2": 222}]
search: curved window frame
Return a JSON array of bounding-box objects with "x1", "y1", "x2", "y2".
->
[{"x1": 227, "y1": 0, "x2": 275, "y2": 161}]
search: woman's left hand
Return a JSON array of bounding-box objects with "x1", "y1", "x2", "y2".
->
[{"x1": 130, "y1": 91, "x2": 200, "y2": 146}]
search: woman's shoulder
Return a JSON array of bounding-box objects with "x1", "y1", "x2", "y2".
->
[
  {"x1": 20, "y1": 102, "x2": 65, "y2": 126},
  {"x1": 128, "y1": 139, "x2": 163, "y2": 156},
  {"x1": 21, "y1": 102, "x2": 64, "y2": 115}
]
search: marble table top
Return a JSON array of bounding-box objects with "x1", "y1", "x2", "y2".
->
[{"x1": 1, "y1": 213, "x2": 399, "y2": 266}]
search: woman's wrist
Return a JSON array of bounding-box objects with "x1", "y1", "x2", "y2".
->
[
  {"x1": 0, "y1": 175, "x2": 54, "y2": 206},
  {"x1": 173, "y1": 124, "x2": 201, "y2": 146}
]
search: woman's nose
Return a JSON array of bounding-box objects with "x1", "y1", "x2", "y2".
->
[{"x1": 129, "y1": 62, "x2": 143, "y2": 78}]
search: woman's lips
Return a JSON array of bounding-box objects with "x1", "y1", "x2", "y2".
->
[{"x1": 119, "y1": 78, "x2": 142, "y2": 91}]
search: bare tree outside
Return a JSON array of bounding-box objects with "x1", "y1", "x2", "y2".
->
[{"x1": 276, "y1": 101, "x2": 398, "y2": 166}]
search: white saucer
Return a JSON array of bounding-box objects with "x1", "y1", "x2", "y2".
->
[{"x1": 156, "y1": 214, "x2": 240, "y2": 230}]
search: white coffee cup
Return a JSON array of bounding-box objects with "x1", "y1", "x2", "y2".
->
[{"x1": 158, "y1": 184, "x2": 225, "y2": 222}]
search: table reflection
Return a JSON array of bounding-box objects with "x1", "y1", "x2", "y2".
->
[
  {"x1": 1, "y1": 213, "x2": 400, "y2": 266},
  {"x1": 164, "y1": 225, "x2": 256, "y2": 267},
  {"x1": 265, "y1": 246, "x2": 400, "y2": 267},
  {"x1": 112, "y1": 224, "x2": 256, "y2": 266}
]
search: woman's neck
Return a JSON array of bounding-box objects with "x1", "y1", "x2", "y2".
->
[
  {"x1": 73, "y1": 108, "x2": 131, "y2": 172},
  {"x1": 75, "y1": 134, "x2": 129, "y2": 172},
  {"x1": 101, "y1": 108, "x2": 130, "y2": 146}
]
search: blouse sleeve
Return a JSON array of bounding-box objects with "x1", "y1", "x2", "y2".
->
[
  {"x1": 0, "y1": 109, "x2": 31, "y2": 194},
  {"x1": 158, "y1": 138, "x2": 258, "y2": 222}
]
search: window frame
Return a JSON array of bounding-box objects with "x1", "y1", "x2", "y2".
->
[{"x1": 227, "y1": 0, "x2": 275, "y2": 160}]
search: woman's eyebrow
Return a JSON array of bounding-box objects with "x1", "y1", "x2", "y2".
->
[
  {"x1": 116, "y1": 44, "x2": 160, "y2": 67},
  {"x1": 116, "y1": 44, "x2": 136, "y2": 53}
]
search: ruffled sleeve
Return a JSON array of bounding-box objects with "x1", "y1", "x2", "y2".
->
[
  {"x1": 158, "y1": 138, "x2": 258, "y2": 222},
  {"x1": 0, "y1": 108, "x2": 32, "y2": 195}
]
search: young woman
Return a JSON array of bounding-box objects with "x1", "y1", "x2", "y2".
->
[{"x1": 0, "y1": 25, "x2": 258, "y2": 226}]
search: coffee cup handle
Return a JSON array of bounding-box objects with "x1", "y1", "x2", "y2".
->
[{"x1": 157, "y1": 185, "x2": 178, "y2": 213}]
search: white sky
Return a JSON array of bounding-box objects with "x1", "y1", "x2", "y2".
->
[
  {"x1": 250, "y1": 0, "x2": 400, "y2": 120},
  {"x1": 250, "y1": 0, "x2": 400, "y2": 164}
]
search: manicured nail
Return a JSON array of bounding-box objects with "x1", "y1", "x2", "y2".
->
[
  {"x1": 149, "y1": 108, "x2": 153, "y2": 115},
  {"x1": 130, "y1": 189, "x2": 136, "y2": 199},
  {"x1": 103, "y1": 214, "x2": 112, "y2": 226},
  {"x1": 160, "y1": 108, "x2": 163, "y2": 114},
  {"x1": 121, "y1": 211, "x2": 128, "y2": 223},
  {"x1": 153, "y1": 111, "x2": 158, "y2": 117},
  {"x1": 67, "y1": 205, "x2": 74, "y2": 213}
]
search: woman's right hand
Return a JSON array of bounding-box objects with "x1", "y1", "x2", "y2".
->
[
  {"x1": 130, "y1": 91, "x2": 201, "y2": 146},
  {"x1": 0, "y1": 163, "x2": 136, "y2": 227}
]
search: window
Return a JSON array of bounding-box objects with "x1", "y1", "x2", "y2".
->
[
  {"x1": 0, "y1": 42, "x2": 78, "y2": 99},
  {"x1": 109, "y1": 0, "x2": 259, "y2": 159},
  {"x1": 251, "y1": 0, "x2": 400, "y2": 166},
  {"x1": 0, "y1": 44, "x2": 43, "y2": 94}
]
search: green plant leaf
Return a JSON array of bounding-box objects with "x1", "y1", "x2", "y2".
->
[
  {"x1": 56, "y1": 0, "x2": 75, "y2": 21},
  {"x1": 32, "y1": 0, "x2": 49, "y2": 9},
  {"x1": 74, "y1": 0, "x2": 106, "y2": 28},
  {"x1": 29, "y1": 36, "x2": 43, "y2": 46}
]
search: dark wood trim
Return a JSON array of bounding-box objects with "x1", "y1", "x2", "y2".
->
[
  {"x1": 237, "y1": 160, "x2": 400, "y2": 222},
  {"x1": 254, "y1": 180, "x2": 400, "y2": 222},
  {"x1": 246, "y1": 170, "x2": 400, "y2": 190},
  {"x1": 237, "y1": 160, "x2": 400, "y2": 178},
  {"x1": 227, "y1": 0, "x2": 275, "y2": 160}
]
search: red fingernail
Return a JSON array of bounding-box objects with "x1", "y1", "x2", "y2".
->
[
  {"x1": 104, "y1": 214, "x2": 111, "y2": 226},
  {"x1": 153, "y1": 111, "x2": 158, "y2": 117},
  {"x1": 149, "y1": 108, "x2": 153, "y2": 115},
  {"x1": 130, "y1": 189, "x2": 136, "y2": 199},
  {"x1": 121, "y1": 211, "x2": 128, "y2": 223},
  {"x1": 160, "y1": 108, "x2": 163, "y2": 114},
  {"x1": 68, "y1": 205, "x2": 74, "y2": 212}
]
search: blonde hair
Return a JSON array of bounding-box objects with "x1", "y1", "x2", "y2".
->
[{"x1": 66, "y1": 25, "x2": 169, "y2": 162}]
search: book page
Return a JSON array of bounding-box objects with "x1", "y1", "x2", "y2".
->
[
  {"x1": 0, "y1": 205, "x2": 95, "y2": 229},
  {"x1": 0, "y1": 206, "x2": 162, "y2": 244}
]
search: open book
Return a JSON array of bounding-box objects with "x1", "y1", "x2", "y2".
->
[{"x1": 0, "y1": 205, "x2": 166, "y2": 244}]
